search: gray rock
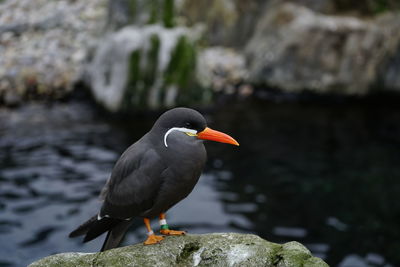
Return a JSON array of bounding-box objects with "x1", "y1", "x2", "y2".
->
[
  {"x1": 378, "y1": 14, "x2": 400, "y2": 91},
  {"x1": 0, "y1": 0, "x2": 107, "y2": 100},
  {"x1": 107, "y1": 0, "x2": 170, "y2": 30},
  {"x1": 290, "y1": 0, "x2": 336, "y2": 14},
  {"x1": 196, "y1": 47, "x2": 248, "y2": 93},
  {"x1": 28, "y1": 233, "x2": 328, "y2": 267},
  {"x1": 180, "y1": 0, "x2": 269, "y2": 48},
  {"x1": 245, "y1": 3, "x2": 400, "y2": 94},
  {"x1": 179, "y1": 0, "x2": 335, "y2": 48}
]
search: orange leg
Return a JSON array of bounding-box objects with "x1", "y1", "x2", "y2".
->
[
  {"x1": 159, "y1": 213, "x2": 186, "y2": 236},
  {"x1": 143, "y1": 218, "x2": 164, "y2": 245}
]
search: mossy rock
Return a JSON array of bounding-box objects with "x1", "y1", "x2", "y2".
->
[{"x1": 28, "y1": 233, "x2": 329, "y2": 267}]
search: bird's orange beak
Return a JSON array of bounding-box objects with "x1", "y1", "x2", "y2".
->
[{"x1": 197, "y1": 127, "x2": 239, "y2": 146}]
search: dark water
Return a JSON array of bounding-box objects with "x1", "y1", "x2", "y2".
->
[{"x1": 0, "y1": 99, "x2": 399, "y2": 266}]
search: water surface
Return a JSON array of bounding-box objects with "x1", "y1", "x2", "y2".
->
[{"x1": 0, "y1": 98, "x2": 399, "y2": 266}]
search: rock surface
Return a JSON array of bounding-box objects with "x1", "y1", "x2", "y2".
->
[
  {"x1": 180, "y1": 1, "x2": 400, "y2": 94},
  {"x1": 1, "y1": 0, "x2": 400, "y2": 108},
  {"x1": 179, "y1": 0, "x2": 336, "y2": 48},
  {"x1": 196, "y1": 47, "x2": 248, "y2": 94},
  {"x1": 0, "y1": 0, "x2": 107, "y2": 104},
  {"x1": 28, "y1": 233, "x2": 328, "y2": 267},
  {"x1": 245, "y1": 2, "x2": 400, "y2": 94}
]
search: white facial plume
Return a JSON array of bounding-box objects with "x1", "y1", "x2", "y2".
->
[{"x1": 164, "y1": 127, "x2": 197, "y2": 147}]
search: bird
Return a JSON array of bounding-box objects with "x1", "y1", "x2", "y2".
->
[{"x1": 69, "y1": 107, "x2": 239, "y2": 251}]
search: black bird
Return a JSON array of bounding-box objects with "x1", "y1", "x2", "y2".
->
[{"x1": 69, "y1": 107, "x2": 239, "y2": 251}]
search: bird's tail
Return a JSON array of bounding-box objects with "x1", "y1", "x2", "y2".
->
[
  {"x1": 69, "y1": 215, "x2": 98, "y2": 238},
  {"x1": 69, "y1": 215, "x2": 131, "y2": 251},
  {"x1": 100, "y1": 220, "x2": 132, "y2": 251}
]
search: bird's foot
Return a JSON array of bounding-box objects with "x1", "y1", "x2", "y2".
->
[
  {"x1": 143, "y1": 234, "x2": 164, "y2": 245},
  {"x1": 160, "y1": 229, "x2": 186, "y2": 236}
]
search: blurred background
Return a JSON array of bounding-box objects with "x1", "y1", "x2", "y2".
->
[{"x1": 1, "y1": 0, "x2": 400, "y2": 266}]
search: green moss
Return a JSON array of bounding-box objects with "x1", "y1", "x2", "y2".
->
[
  {"x1": 120, "y1": 0, "x2": 212, "y2": 110},
  {"x1": 163, "y1": 0, "x2": 175, "y2": 28},
  {"x1": 178, "y1": 242, "x2": 201, "y2": 261},
  {"x1": 144, "y1": 34, "x2": 160, "y2": 107},
  {"x1": 370, "y1": 0, "x2": 393, "y2": 13},
  {"x1": 304, "y1": 257, "x2": 331, "y2": 267},
  {"x1": 128, "y1": 0, "x2": 136, "y2": 23},
  {"x1": 162, "y1": 33, "x2": 213, "y2": 107},
  {"x1": 123, "y1": 34, "x2": 161, "y2": 111},
  {"x1": 120, "y1": 19, "x2": 210, "y2": 110},
  {"x1": 334, "y1": 0, "x2": 400, "y2": 14},
  {"x1": 123, "y1": 50, "x2": 141, "y2": 109},
  {"x1": 164, "y1": 35, "x2": 200, "y2": 105},
  {"x1": 148, "y1": 0, "x2": 160, "y2": 24},
  {"x1": 146, "y1": 0, "x2": 175, "y2": 27},
  {"x1": 122, "y1": 33, "x2": 207, "y2": 110}
]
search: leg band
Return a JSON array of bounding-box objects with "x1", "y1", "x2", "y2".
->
[
  {"x1": 159, "y1": 218, "x2": 169, "y2": 230},
  {"x1": 160, "y1": 224, "x2": 169, "y2": 230},
  {"x1": 147, "y1": 230, "x2": 154, "y2": 236}
]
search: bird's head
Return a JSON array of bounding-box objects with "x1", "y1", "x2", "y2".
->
[{"x1": 153, "y1": 107, "x2": 239, "y2": 148}]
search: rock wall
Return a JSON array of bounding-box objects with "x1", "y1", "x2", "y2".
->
[
  {"x1": 0, "y1": 0, "x2": 107, "y2": 105},
  {"x1": 28, "y1": 233, "x2": 329, "y2": 267},
  {"x1": 245, "y1": 3, "x2": 400, "y2": 94},
  {"x1": 180, "y1": 0, "x2": 268, "y2": 48},
  {"x1": 181, "y1": 0, "x2": 400, "y2": 95},
  {"x1": 1, "y1": 0, "x2": 400, "y2": 109}
]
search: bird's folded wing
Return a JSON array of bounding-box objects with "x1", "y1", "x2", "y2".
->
[{"x1": 100, "y1": 147, "x2": 166, "y2": 218}]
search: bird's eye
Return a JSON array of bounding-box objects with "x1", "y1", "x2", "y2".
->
[{"x1": 185, "y1": 122, "x2": 192, "y2": 128}]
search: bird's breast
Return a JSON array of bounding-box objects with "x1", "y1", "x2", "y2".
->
[
  {"x1": 165, "y1": 142, "x2": 206, "y2": 173},
  {"x1": 158, "y1": 132, "x2": 207, "y2": 191}
]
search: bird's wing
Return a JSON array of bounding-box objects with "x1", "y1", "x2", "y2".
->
[{"x1": 99, "y1": 143, "x2": 166, "y2": 219}]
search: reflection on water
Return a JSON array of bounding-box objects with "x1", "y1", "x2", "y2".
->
[
  {"x1": 207, "y1": 98, "x2": 400, "y2": 267},
  {"x1": 0, "y1": 99, "x2": 399, "y2": 266}
]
